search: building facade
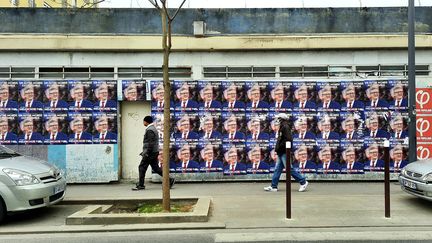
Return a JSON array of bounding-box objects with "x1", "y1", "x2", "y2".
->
[
  {"x1": 0, "y1": 8, "x2": 431, "y2": 183},
  {"x1": 0, "y1": 0, "x2": 98, "y2": 8}
]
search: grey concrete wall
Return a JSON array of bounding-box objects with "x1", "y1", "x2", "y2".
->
[{"x1": 0, "y1": 7, "x2": 431, "y2": 35}]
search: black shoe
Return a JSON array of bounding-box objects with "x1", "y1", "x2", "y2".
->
[
  {"x1": 132, "y1": 185, "x2": 145, "y2": 191},
  {"x1": 169, "y1": 178, "x2": 176, "y2": 189}
]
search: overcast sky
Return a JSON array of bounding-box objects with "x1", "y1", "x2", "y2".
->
[{"x1": 99, "y1": 0, "x2": 432, "y2": 8}]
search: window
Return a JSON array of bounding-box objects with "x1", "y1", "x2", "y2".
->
[
  {"x1": 203, "y1": 66, "x2": 275, "y2": 78},
  {"x1": 11, "y1": 67, "x2": 35, "y2": 78}
]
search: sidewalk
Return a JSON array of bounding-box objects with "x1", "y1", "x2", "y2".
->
[{"x1": 1, "y1": 181, "x2": 432, "y2": 235}]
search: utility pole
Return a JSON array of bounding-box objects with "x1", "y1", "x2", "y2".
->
[{"x1": 408, "y1": 0, "x2": 417, "y2": 162}]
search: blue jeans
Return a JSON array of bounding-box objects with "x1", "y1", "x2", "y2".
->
[{"x1": 271, "y1": 153, "x2": 306, "y2": 188}]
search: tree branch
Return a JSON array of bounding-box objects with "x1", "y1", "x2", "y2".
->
[
  {"x1": 161, "y1": 0, "x2": 169, "y2": 19},
  {"x1": 169, "y1": 0, "x2": 186, "y2": 21},
  {"x1": 80, "y1": 0, "x2": 106, "y2": 8},
  {"x1": 148, "y1": 0, "x2": 160, "y2": 9}
]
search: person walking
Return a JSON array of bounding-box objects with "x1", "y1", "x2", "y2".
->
[
  {"x1": 132, "y1": 116, "x2": 175, "y2": 190},
  {"x1": 264, "y1": 113, "x2": 309, "y2": 192}
]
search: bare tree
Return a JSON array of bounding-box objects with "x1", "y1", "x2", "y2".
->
[{"x1": 148, "y1": 0, "x2": 186, "y2": 212}]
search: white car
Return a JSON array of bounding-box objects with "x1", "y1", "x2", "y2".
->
[
  {"x1": 399, "y1": 159, "x2": 432, "y2": 201},
  {"x1": 0, "y1": 146, "x2": 66, "y2": 223}
]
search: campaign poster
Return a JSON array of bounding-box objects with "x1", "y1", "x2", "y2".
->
[
  {"x1": 417, "y1": 142, "x2": 432, "y2": 160},
  {"x1": 389, "y1": 111, "x2": 409, "y2": 144},
  {"x1": 292, "y1": 144, "x2": 317, "y2": 174},
  {"x1": 122, "y1": 80, "x2": 146, "y2": 101},
  {"x1": 245, "y1": 81, "x2": 269, "y2": 112},
  {"x1": 316, "y1": 81, "x2": 341, "y2": 112},
  {"x1": 151, "y1": 80, "x2": 173, "y2": 112},
  {"x1": 155, "y1": 147, "x2": 177, "y2": 173},
  {"x1": 174, "y1": 141, "x2": 200, "y2": 173},
  {"x1": 18, "y1": 80, "x2": 44, "y2": 113},
  {"x1": 152, "y1": 112, "x2": 174, "y2": 143},
  {"x1": 93, "y1": 80, "x2": 117, "y2": 112},
  {"x1": 43, "y1": 112, "x2": 68, "y2": 144},
  {"x1": 68, "y1": 112, "x2": 93, "y2": 144},
  {"x1": 315, "y1": 112, "x2": 341, "y2": 142},
  {"x1": 222, "y1": 112, "x2": 246, "y2": 143},
  {"x1": 222, "y1": 143, "x2": 247, "y2": 176},
  {"x1": 416, "y1": 88, "x2": 432, "y2": 114},
  {"x1": 197, "y1": 80, "x2": 222, "y2": 112},
  {"x1": 198, "y1": 111, "x2": 222, "y2": 143},
  {"x1": 0, "y1": 113, "x2": 18, "y2": 144},
  {"x1": 268, "y1": 112, "x2": 288, "y2": 143},
  {"x1": 245, "y1": 112, "x2": 270, "y2": 143},
  {"x1": 364, "y1": 80, "x2": 389, "y2": 111},
  {"x1": 316, "y1": 143, "x2": 341, "y2": 174},
  {"x1": 68, "y1": 80, "x2": 94, "y2": 112},
  {"x1": 268, "y1": 81, "x2": 292, "y2": 113},
  {"x1": 18, "y1": 112, "x2": 43, "y2": 145},
  {"x1": 416, "y1": 114, "x2": 432, "y2": 142},
  {"x1": 292, "y1": 112, "x2": 317, "y2": 144},
  {"x1": 292, "y1": 81, "x2": 316, "y2": 112},
  {"x1": 340, "y1": 81, "x2": 365, "y2": 112},
  {"x1": 93, "y1": 112, "x2": 117, "y2": 144},
  {"x1": 43, "y1": 80, "x2": 69, "y2": 112},
  {"x1": 197, "y1": 142, "x2": 223, "y2": 173},
  {"x1": 173, "y1": 112, "x2": 199, "y2": 142},
  {"x1": 390, "y1": 141, "x2": 409, "y2": 173},
  {"x1": 245, "y1": 142, "x2": 270, "y2": 175},
  {"x1": 363, "y1": 140, "x2": 385, "y2": 172},
  {"x1": 340, "y1": 111, "x2": 364, "y2": 142},
  {"x1": 173, "y1": 80, "x2": 198, "y2": 112},
  {"x1": 221, "y1": 81, "x2": 246, "y2": 112},
  {"x1": 0, "y1": 81, "x2": 18, "y2": 113},
  {"x1": 364, "y1": 110, "x2": 390, "y2": 141},
  {"x1": 340, "y1": 142, "x2": 364, "y2": 174},
  {"x1": 388, "y1": 80, "x2": 408, "y2": 111}
]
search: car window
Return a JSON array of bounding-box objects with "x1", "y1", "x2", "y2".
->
[{"x1": 0, "y1": 146, "x2": 21, "y2": 158}]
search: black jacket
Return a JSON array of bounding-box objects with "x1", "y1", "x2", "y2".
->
[
  {"x1": 141, "y1": 124, "x2": 159, "y2": 157},
  {"x1": 275, "y1": 121, "x2": 292, "y2": 156}
]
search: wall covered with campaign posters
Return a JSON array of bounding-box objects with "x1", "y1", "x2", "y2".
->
[
  {"x1": 0, "y1": 80, "x2": 118, "y2": 145},
  {"x1": 151, "y1": 79, "x2": 410, "y2": 180}
]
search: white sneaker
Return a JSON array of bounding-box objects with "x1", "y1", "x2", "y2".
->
[
  {"x1": 298, "y1": 181, "x2": 308, "y2": 192},
  {"x1": 264, "y1": 186, "x2": 278, "y2": 192}
]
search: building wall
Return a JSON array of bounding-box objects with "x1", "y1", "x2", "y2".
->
[
  {"x1": 0, "y1": 0, "x2": 98, "y2": 8},
  {"x1": 0, "y1": 8, "x2": 431, "y2": 34}
]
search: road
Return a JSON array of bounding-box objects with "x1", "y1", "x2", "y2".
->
[{"x1": 2, "y1": 228, "x2": 432, "y2": 243}]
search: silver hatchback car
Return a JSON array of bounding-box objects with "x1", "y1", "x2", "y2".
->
[
  {"x1": 399, "y1": 159, "x2": 432, "y2": 201},
  {"x1": 0, "y1": 146, "x2": 66, "y2": 223}
]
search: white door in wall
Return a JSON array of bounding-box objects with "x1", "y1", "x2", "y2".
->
[{"x1": 120, "y1": 101, "x2": 151, "y2": 180}]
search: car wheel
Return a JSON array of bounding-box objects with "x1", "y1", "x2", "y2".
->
[{"x1": 0, "y1": 197, "x2": 5, "y2": 224}]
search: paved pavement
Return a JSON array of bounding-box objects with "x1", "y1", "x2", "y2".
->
[{"x1": 1, "y1": 181, "x2": 432, "y2": 242}]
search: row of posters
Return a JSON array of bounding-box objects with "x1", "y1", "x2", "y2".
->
[
  {"x1": 153, "y1": 111, "x2": 409, "y2": 143},
  {"x1": 155, "y1": 141, "x2": 408, "y2": 175},
  {"x1": 151, "y1": 80, "x2": 408, "y2": 112},
  {"x1": 0, "y1": 80, "x2": 122, "y2": 144},
  {"x1": 152, "y1": 79, "x2": 410, "y2": 175},
  {"x1": 0, "y1": 79, "x2": 147, "y2": 113},
  {"x1": 0, "y1": 112, "x2": 117, "y2": 144}
]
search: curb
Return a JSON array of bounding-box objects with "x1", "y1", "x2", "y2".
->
[{"x1": 0, "y1": 222, "x2": 226, "y2": 235}]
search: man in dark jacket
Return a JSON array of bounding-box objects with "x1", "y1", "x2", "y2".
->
[
  {"x1": 132, "y1": 116, "x2": 175, "y2": 190},
  {"x1": 264, "y1": 113, "x2": 309, "y2": 192}
]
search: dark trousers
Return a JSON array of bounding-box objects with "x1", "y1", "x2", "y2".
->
[{"x1": 138, "y1": 152, "x2": 162, "y2": 186}]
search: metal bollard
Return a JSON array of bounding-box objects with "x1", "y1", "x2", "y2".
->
[
  {"x1": 286, "y1": 141, "x2": 291, "y2": 219},
  {"x1": 383, "y1": 139, "x2": 390, "y2": 218}
]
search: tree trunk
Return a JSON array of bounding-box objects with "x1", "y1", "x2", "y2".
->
[{"x1": 161, "y1": 9, "x2": 171, "y2": 212}]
